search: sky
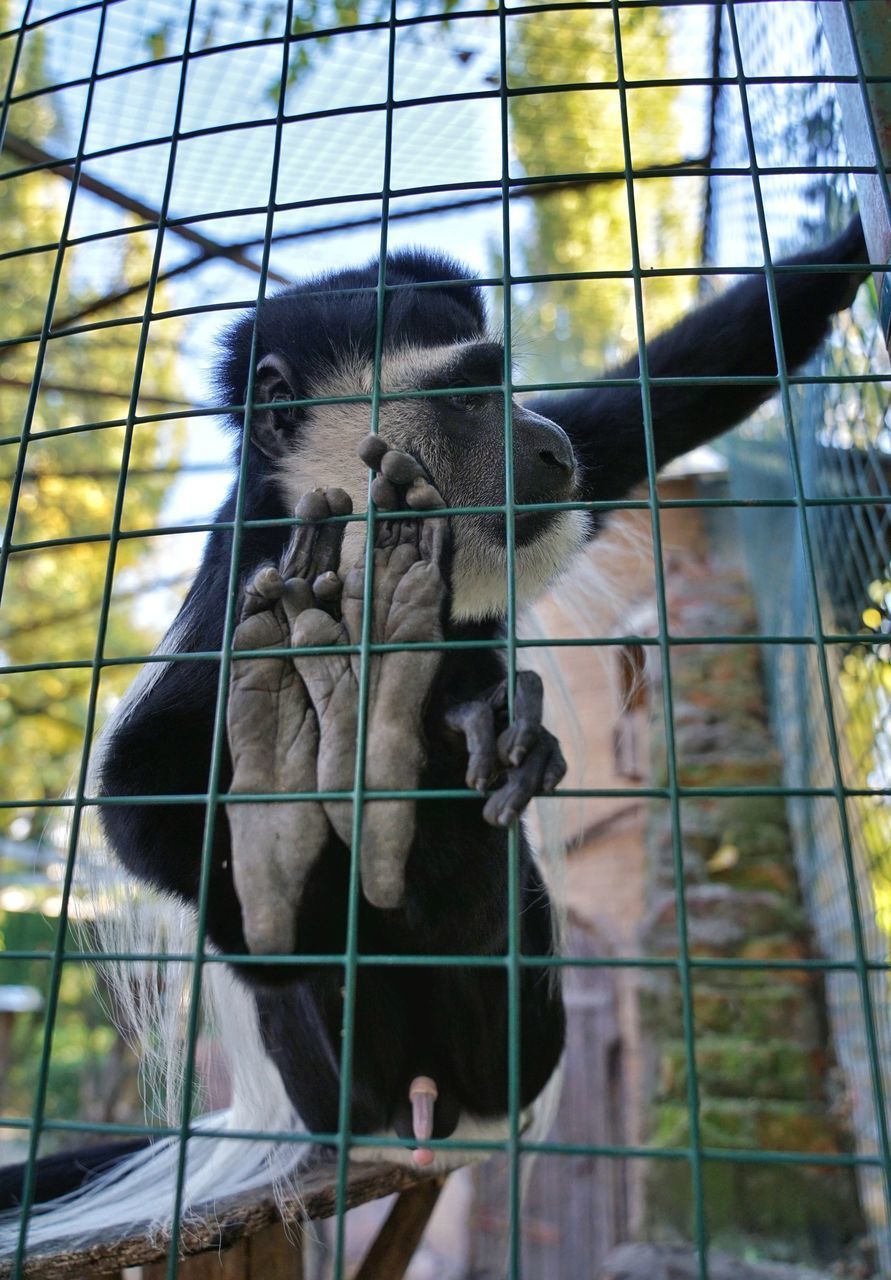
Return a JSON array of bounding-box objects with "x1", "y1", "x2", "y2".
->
[{"x1": 9, "y1": 0, "x2": 713, "y2": 633}]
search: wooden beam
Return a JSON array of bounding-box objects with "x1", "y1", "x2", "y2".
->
[{"x1": 353, "y1": 1177, "x2": 446, "y2": 1280}]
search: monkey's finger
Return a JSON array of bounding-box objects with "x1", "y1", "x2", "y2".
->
[
  {"x1": 371, "y1": 475, "x2": 399, "y2": 510},
  {"x1": 445, "y1": 699, "x2": 497, "y2": 793},
  {"x1": 380, "y1": 449, "x2": 423, "y2": 486},
  {"x1": 312, "y1": 571, "x2": 343, "y2": 614},
  {"x1": 406, "y1": 477, "x2": 446, "y2": 511},
  {"x1": 360, "y1": 805, "x2": 413, "y2": 910},
  {"x1": 280, "y1": 576, "x2": 314, "y2": 617},
  {"x1": 295, "y1": 489, "x2": 331, "y2": 522},
  {"x1": 418, "y1": 512, "x2": 450, "y2": 567},
  {"x1": 496, "y1": 671, "x2": 545, "y2": 766},
  {"x1": 482, "y1": 734, "x2": 554, "y2": 827},
  {"x1": 282, "y1": 490, "x2": 332, "y2": 580},
  {"x1": 541, "y1": 733, "x2": 568, "y2": 791},
  {"x1": 497, "y1": 720, "x2": 538, "y2": 769},
  {"x1": 325, "y1": 487, "x2": 353, "y2": 517},
  {"x1": 358, "y1": 434, "x2": 389, "y2": 470},
  {"x1": 308, "y1": 487, "x2": 352, "y2": 580},
  {"x1": 288, "y1": 604, "x2": 348, "y2": 650},
  {"x1": 240, "y1": 565, "x2": 285, "y2": 620}
]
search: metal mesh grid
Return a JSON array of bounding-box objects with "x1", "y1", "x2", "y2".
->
[
  {"x1": 1, "y1": 1, "x2": 890, "y2": 1277},
  {"x1": 709, "y1": 0, "x2": 891, "y2": 1257}
]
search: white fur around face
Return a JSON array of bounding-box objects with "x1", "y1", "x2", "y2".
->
[{"x1": 274, "y1": 342, "x2": 586, "y2": 622}]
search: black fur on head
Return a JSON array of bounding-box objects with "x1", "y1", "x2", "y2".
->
[{"x1": 216, "y1": 249, "x2": 486, "y2": 432}]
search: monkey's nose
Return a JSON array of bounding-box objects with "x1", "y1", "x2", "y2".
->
[
  {"x1": 537, "y1": 444, "x2": 574, "y2": 475},
  {"x1": 513, "y1": 408, "x2": 576, "y2": 500}
]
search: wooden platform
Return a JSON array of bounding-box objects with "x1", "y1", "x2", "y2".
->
[{"x1": 2, "y1": 1160, "x2": 445, "y2": 1279}]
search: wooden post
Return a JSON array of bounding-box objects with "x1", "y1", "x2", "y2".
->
[{"x1": 352, "y1": 1177, "x2": 446, "y2": 1280}]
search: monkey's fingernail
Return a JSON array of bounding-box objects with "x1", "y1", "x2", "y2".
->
[
  {"x1": 325, "y1": 487, "x2": 353, "y2": 516},
  {"x1": 381, "y1": 450, "x2": 422, "y2": 485},
  {"x1": 371, "y1": 475, "x2": 399, "y2": 509},
  {"x1": 313, "y1": 571, "x2": 341, "y2": 601},
  {"x1": 413, "y1": 1148, "x2": 435, "y2": 1168},
  {"x1": 409, "y1": 1076, "x2": 438, "y2": 1143},
  {"x1": 406, "y1": 478, "x2": 446, "y2": 511},
  {"x1": 254, "y1": 566, "x2": 284, "y2": 597},
  {"x1": 358, "y1": 435, "x2": 388, "y2": 469},
  {"x1": 295, "y1": 491, "x2": 330, "y2": 521}
]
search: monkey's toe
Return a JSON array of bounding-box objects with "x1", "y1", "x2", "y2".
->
[
  {"x1": 445, "y1": 699, "x2": 498, "y2": 792},
  {"x1": 358, "y1": 435, "x2": 446, "y2": 513},
  {"x1": 483, "y1": 728, "x2": 567, "y2": 827}
]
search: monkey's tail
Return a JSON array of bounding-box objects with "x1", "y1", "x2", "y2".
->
[
  {"x1": 0, "y1": 1104, "x2": 306, "y2": 1256},
  {"x1": 0, "y1": 823, "x2": 307, "y2": 1258}
]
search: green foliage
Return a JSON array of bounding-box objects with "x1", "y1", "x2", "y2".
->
[
  {"x1": 0, "y1": 912, "x2": 139, "y2": 1130},
  {"x1": 0, "y1": 4, "x2": 183, "y2": 1138},
  {"x1": 0, "y1": 39, "x2": 186, "y2": 837},
  {"x1": 507, "y1": 7, "x2": 700, "y2": 381}
]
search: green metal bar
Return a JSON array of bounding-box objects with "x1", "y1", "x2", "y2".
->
[
  {"x1": 6, "y1": 630, "x2": 891, "y2": 681},
  {"x1": 331, "y1": 7, "x2": 398, "y2": 1274},
  {"x1": 5, "y1": 1102, "x2": 888, "y2": 1168},
  {"x1": 841, "y1": 0, "x2": 891, "y2": 223},
  {"x1": 0, "y1": 0, "x2": 33, "y2": 150},
  {"x1": 6, "y1": 5, "x2": 116, "y2": 1273},
  {"x1": 4, "y1": 948, "x2": 891, "y2": 974},
  {"x1": 158, "y1": 7, "x2": 295, "y2": 1276},
  {"x1": 611, "y1": 3, "x2": 710, "y2": 1273},
  {"x1": 496, "y1": 5, "x2": 524, "y2": 1273},
  {"x1": 9, "y1": 50, "x2": 890, "y2": 118},
  {"x1": 7, "y1": 784, "x2": 891, "y2": 812}
]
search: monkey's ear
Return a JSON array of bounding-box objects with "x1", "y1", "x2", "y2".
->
[{"x1": 249, "y1": 353, "x2": 298, "y2": 457}]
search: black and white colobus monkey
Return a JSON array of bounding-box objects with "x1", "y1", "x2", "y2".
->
[{"x1": 0, "y1": 218, "x2": 868, "y2": 1222}]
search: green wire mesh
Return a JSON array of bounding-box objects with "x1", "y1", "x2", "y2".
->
[{"x1": 1, "y1": 2, "x2": 890, "y2": 1278}]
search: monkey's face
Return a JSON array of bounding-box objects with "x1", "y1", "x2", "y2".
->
[{"x1": 264, "y1": 340, "x2": 587, "y2": 621}]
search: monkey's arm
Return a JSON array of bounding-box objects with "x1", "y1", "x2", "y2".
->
[{"x1": 528, "y1": 217, "x2": 869, "y2": 505}]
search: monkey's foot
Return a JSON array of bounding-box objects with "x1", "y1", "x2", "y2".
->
[
  {"x1": 346, "y1": 439, "x2": 451, "y2": 908},
  {"x1": 224, "y1": 494, "x2": 345, "y2": 957},
  {"x1": 358, "y1": 434, "x2": 446, "y2": 512},
  {"x1": 286, "y1": 455, "x2": 450, "y2": 912},
  {"x1": 445, "y1": 670, "x2": 567, "y2": 827},
  {"x1": 226, "y1": 494, "x2": 349, "y2": 954}
]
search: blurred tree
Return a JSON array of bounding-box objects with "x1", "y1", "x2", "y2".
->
[
  {"x1": 0, "y1": 13, "x2": 186, "y2": 842},
  {"x1": 507, "y1": 6, "x2": 701, "y2": 383},
  {"x1": 0, "y1": 7, "x2": 185, "y2": 1142}
]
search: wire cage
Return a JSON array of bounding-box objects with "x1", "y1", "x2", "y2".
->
[
  {"x1": 0, "y1": 2, "x2": 889, "y2": 1278},
  {"x1": 708, "y1": 1, "x2": 891, "y2": 1266}
]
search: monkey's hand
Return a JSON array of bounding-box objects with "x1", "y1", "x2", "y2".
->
[
  {"x1": 226, "y1": 489, "x2": 349, "y2": 955},
  {"x1": 445, "y1": 670, "x2": 567, "y2": 827},
  {"x1": 288, "y1": 441, "x2": 449, "y2": 911}
]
